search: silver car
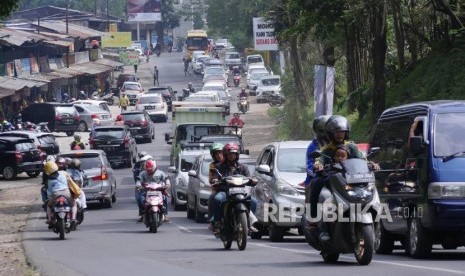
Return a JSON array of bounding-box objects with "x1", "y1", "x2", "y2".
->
[
  {"x1": 251, "y1": 141, "x2": 307, "y2": 242},
  {"x1": 186, "y1": 153, "x2": 256, "y2": 223},
  {"x1": 74, "y1": 104, "x2": 113, "y2": 131},
  {"x1": 168, "y1": 146, "x2": 209, "y2": 211},
  {"x1": 59, "y1": 150, "x2": 117, "y2": 208},
  {"x1": 121, "y1": 81, "x2": 145, "y2": 105},
  {"x1": 135, "y1": 93, "x2": 168, "y2": 123}
]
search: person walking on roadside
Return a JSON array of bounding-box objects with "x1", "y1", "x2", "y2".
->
[
  {"x1": 119, "y1": 94, "x2": 129, "y2": 112},
  {"x1": 153, "y1": 66, "x2": 159, "y2": 86}
]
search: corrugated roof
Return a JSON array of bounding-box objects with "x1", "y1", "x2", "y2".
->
[
  {"x1": 94, "y1": 58, "x2": 123, "y2": 67},
  {"x1": 68, "y1": 62, "x2": 112, "y2": 75},
  {"x1": 0, "y1": 76, "x2": 48, "y2": 95},
  {"x1": 0, "y1": 27, "x2": 72, "y2": 48},
  {"x1": 31, "y1": 20, "x2": 104, "y2": 39}
]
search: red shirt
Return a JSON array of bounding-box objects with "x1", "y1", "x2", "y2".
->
[{"x1": 229, "y1": 117, "x2": 244, "y2": 127}]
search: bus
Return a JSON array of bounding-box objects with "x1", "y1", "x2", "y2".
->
[{"x1": 186, "y1": 29, "x2": 209, "y2": 61}]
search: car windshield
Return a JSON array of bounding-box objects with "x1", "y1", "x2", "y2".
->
[
  {"x1": 277, "y1": 148, "x2": 306, "y2": 173},
  {"x1": 122, "y1": 113, "x2": 145, "y2": 121},
  {"x1": 68, "y1": 155, "x2": 102, "y2": 170},
  {"x1": 251, "y1": 72, "x2": 269, "y2": 80},
  {"x1": 180, "y1": 155, "x2": 197, "y2": 172},
  {"x1": 262, "y1": 78, "x2": 280, "y2": 86},
  {"x1": 215, "y1": 90, "x2": 228, "y2": 99},
  {"x1": 248, "y1": 56, "x2": 262, "y2": 63},
  {"x1": 206, "y1": 68, "x2": 224, "y2": 75},
  {"x1": 94, "y1": 129, "x2": 125, "y2": 139},
  {"x1": 15, "y1": 142, "x2": 35, "y2": 151},
  {"x1": 123, "y1": 83, "x2": 141, "y2": 90},
  {"x1": 434, "y1": 112, "x2": 465, "y2": 156},
  {"x1": 56, "y1": 106, "x2": 77, "y2": 114},
  {"x1": 227, "y1": 53, "x2": 240, "y2": 59},
  {"x1": 140, "y1": 96, "x2": 162, "y2": 104}
]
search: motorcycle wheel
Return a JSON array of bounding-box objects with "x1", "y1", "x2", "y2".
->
[
  {"x1": 150, "y1": 212, "x2": 158, "y2": 233},
  {"x1": 77, "y1": 209, "x2": 84, "y2": 225},
  {"x1": 236, "y1": 212, "x2": 248, "y2": 251},
  {"x1": 106, "y1": 97, "x2": 114, "y2": 105},
  {"x1": 58, "y1": 219, "x2": 65, "y2": 240},
  {"x1": 354, "y1": 224, "x2": 374, "y2": 265},
  {"x1": 223, "y1": 240, "x2": 232, "y2": 250},
  {"x1": 268, "y1": 100, "x2": 276, "y2": 107}
]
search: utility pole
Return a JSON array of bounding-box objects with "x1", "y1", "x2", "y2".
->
[
  {"x1": 107, "y1": 0, "x2": 110, "y2": 32},
  {"x1": 66, "y1": 0, "x2": 69, "y2": 34}
]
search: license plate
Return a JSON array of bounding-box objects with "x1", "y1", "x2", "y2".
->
[
  {"x1": 101, "y1": 115, "x2": 109, "y2": 119},
  {"x1": 147, "y1": 191, "x2": 161, "y2": 196},
  {"x1": 63, "y1": 119, "x2": 73, "y2": 124},
  {"x1": 229, "y1": 187, "x2": 247, "y2": 194},
  {"x1": 145, "y1": 106, "x2": 155, "y2": 110},
  {"x1": 54, "y1": 207, "x2": 70, "y2": 212}
]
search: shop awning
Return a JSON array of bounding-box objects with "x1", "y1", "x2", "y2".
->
[
  {"x1": 94, "y1": 58, "x2": 124, "y2": 68},
  {"x1": 54, "y1": 67, "x2": 84, "y2": 77},
  {"x1": 0, "y1": 76, "x2": 47, "y2": 98},
  {"x1": 68, "y1": 62, "x2": 113, "y2": 75}
]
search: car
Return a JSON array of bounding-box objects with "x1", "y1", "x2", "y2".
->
[
  {"x1": 121, "y1": 81, "x2": 145, "y2": 105},
  {"x1": 199, "y1": 89, "x2": 231, "y2": 115},
  {"x1": 89, "y1": 125, "x2": 138, "y2": 168},
  {"x1": 255, "y1": 75, "x2": 281, "y2": 100},
  {"x1": 214, "y1": 38, "x2": 228, "y2": 49},
  {"x1": 59, "y1": 150, "x2": 117, "y2": 208},
  {"x1": 70, "y1": 100, "x2": 112, "y2": 115},
  {"x1": 203, "y1": 74, "x2": 226, "y2": 84},
  {"x1": 135, "y1": 93, "x2": 168, "y2": 123},
  {"x1": 121, "y1": 110, "x2": 155, "y2": 143},
  {"x1": 146, "y1": 86, "x2": 177, "y2": 112},
  {"x1": 245, "y1": 54, "x2": 265, "y2": 71},
  {"x1": 187, "y1": 92, "x2": 221, "y2": 103},
  {"x1": 224, "y1": 51, "x2": 242, "y2": 69},
  {"x1": 193, "y1": 54, "x2": 210, "y2": 74},
  {"x1": 0, "y1": 130, "x2": 59, "y2": 156},
  {"x1": 116, "y1": 73, "x2": 139, "y2": 93},
  {"x1": 21, "y1": 102, "x2": 80, "y2": 136},
  {"x1": 202, "y1": 81, "x2": 229, "y2": 93},
  {"x1": 251, "y1": 141, "x2": 308, "y2": 242},
  {"x1": 247, "y1": 71, "x2": 271, "y2": 91},
  {"x1": 186, "y1": 153, "x2": 255, "y2": 223},
  {"x1": 203, "y1": 66, "x2": 228, "y2": 84},
  {"x1": 167, "y1": 143, "x2": 211, "y2": 211},
  {"x1": 74, "y1": 104, "x2": 113, "y2": 131},
  {"x1": 198, "y1": 134, "x2": 248, "y2": 154},
  {"x1": 0, "y1": 136, "x2": 44, "y2": 180}
]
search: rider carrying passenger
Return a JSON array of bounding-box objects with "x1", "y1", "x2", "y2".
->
[
  {"x1": 207, "y1": 143, "x2": 224, "y2": 227},
  {"x1": 67, "y1": 158, "x2": 88, "y2": 213},
  {"x1": 136, "y1": 160, "x2": 171, "y2": 223},
  {"x1": 70, "y1": 134, "x2": 85, "y2": 150}
]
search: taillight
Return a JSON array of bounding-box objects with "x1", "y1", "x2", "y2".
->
[
  {"x1": 55, "y1": 115, "x2": 62, "y2": 120},
  {"x1": 89, "y1": 138, "x2": 95, "y2": 149},
  {"x1": 124, "y1": 137, "x2": 130, "y2": 147},
  {"x1": 91, "y1": 114, "x2": 98, "y2": 119},
  {"x1": 92, "y1": 166, "x2": 108, "y2": 181},
  {"x1": 73, "y1": 115, "x2": 80, "y2": 120},
  {"x1": 15, "y1": 151, "x2": 23, "y2": 162},
  {"x1": 142, "y1": 120, "x2": 148, "y2": 127}
]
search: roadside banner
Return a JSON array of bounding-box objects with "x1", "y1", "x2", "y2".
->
[
  {"x1": 314, "y1": 65, "x2": 334, "y2": 116},
  {"x1": 119, "y1": 50, "x2": 140, "y2": 65},
  {"x1": 102, "y1": 32, "x2": 132, "y2": 48},
  {"x1": 252, "y1": 17, "x2": 278, "y2": 51},
  {"x1": 127, "y1": 0, "x2": 162, "y2": 22}
]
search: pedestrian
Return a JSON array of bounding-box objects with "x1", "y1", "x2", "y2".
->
[
  {"x1": 119, "y1": 94, "x2": 129, "y2": 112},
  {"x1": 134, "y1": 64, "x2": 138, "y2": 74},
  {"x1": 153, "y1": 66, "x2": 159, "y2": 86}
]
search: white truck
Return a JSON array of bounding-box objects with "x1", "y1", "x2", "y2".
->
[{"x1": 165, "y1": 101, "x2": 226, "y2": 165}]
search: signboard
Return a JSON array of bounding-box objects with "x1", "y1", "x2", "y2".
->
[
  {"x1": 14, "y1": 59, "x2": 31, "y2": 77},
  {"x1": 30, "y1": 57, "x2": 40, "y2": 74},
  {"x1": 253, "y1": 17, "x2": 278, "y2": 51},
  {"x1": 39, "y1": 57, "x2": 50, "y2": 73},
  {"x1": 119, "y1": 50, "x2": 140, "y2": 65},
  {"x1": 127, "y1": 0, "x2": 162, "y2": 22},
  {"x1": 102, "y1": 32, "x2": 132, "y2": 48}
]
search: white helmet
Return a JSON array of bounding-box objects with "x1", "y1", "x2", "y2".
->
[
  {"x1": 140, "y1": 155, "x2": 153, "y2": 162},
  {"x1": 46, "y1": 155, "x2": 56, "y2": 162}
]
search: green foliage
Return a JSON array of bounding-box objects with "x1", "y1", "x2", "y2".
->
[
  {"x1": 162, "y1": 0, "x2": 180, "y2": 29},
  {"x1": 1, "y1": 0, "x2": 20, "y2": 19}
]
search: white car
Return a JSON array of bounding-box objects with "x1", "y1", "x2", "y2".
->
[
  {"x1": 193, "y1": 55, "x2": 210, "y2": 75},
  {"x1": 214, "y1": 38, "x2": 228, "y2": 49},
  {"x1": 224, "y1": 52, "x2": 242, "y2": 69},
  {"x1": 246, "y1": 54, "x2": 265, "y2": 71},
  {"x1": 203, "y1": 66, "x2": 228, "y2": 84},
  {"x1": 135, "y1": 93, "x2": 168, "y2": 122},
  {"x1": 202, "y1": 80, "x2": 229, "y2": 93},
  {"x1": 247, "y1": 71, "x2": 270, "y2": 90},
  {"x1": 70, "y1": 100, "x2": 112, "y2": 117},
  {"x1": 121, "y1": 81, "x2": 145, "y2": 106},
  {"x1": 255, "y1": 75, "x2": 281, "y2": 102}
]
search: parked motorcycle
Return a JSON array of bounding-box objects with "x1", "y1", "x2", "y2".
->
[
  {"x1": 49, "y1": 195, "x2": 72, "y2": 240},
  {"x1": 233, "y1": 73, "x2": 241, "y2": 87},
  {"x1": 301, "y1": 152, "x2": 380, "y2": 265},
  {"x1": 214, "y1": 175, "x2": 253, "y2": 251},
  {"x1": 268, "y1": 93, "x2": 284, "y2": 107},
  {"x1": 238, "y1": 97, "x2": 249, "y2": 114},
  {"x1": 91, "y1": 91, "x2": 115, "y2": 105},
  {"x1": 142, "y1": 182, "x2": 169, "y2": 233}
]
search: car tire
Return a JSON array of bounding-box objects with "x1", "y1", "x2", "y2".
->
[
  {"x1": 195, "y1": 199, "x2": 205, "y2": 223},
  {"x1": 2, "y1": 166, "x2": 17, "y2": 180},
  {"x1": 375, "y1": 221, "x2": 394, "y2": 254},
  {"x1": 78, "y1": 121, "x2": 88, "y2": 132},
  {"x1": 27, "y1": 171, "x2": 41, "y2": 178},
  {"x1": 268, "y1": 222, "x2": 284, "y2": 242},
  {"x1": 103, "y1": 196, "x2": 113, "y2": 208},
  {"x1": 112, "y1": 188, "x2": 117, "y2": 203},
  {"x1": 187, "y1": 199, "x2": 195, "y2": 219},
  {"x1": 407, "y1": 217, "x2": 432, "y2": 258},
  {"x1": 66, "y1": 131, "x2": 74, "y2": 137}
]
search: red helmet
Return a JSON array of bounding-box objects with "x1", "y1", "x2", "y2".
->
[
  {"x1": 223, "y1": 143, "x2": 240, "y2": 154},
  {"x1": 116, "y1": 114, "x2": 123, "y2": 121},
  {"x1": 145, "y1": 160, "x2": 157, "y2": 174}
]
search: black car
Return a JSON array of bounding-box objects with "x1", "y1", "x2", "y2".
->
[
  {"x1": 0, "y1": 131, "x2": 60, "y2": 156},
  {"x1": 147, "y1": 86, "x2": 177, "y2": 112},
  {"x1": 121, "y1": 110, "x2": 155, "y2": 143},
  {"x1": 0, "y1": 136, "x2": 44, "y2": 180},
  {"x1": 21, "y1": 103, "x2": 80, "y2": 136},
  {"x1": 89, "y1": 125, "x2": 137, "y2": 168}
]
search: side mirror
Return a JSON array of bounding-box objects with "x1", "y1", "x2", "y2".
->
[
  {"x1": 168, "y1": 166, "x2": 177, "y2": 173},
  {"x1": 188, "y1": 170, "x2": 197, "y2": 177},
  {"x1": 256, "y1": 164, "x2": 271, "y2": 174},
  {"x1": 367, "y1": 147, "x2": 380, "y2": 158},
  {"x1": 409, "y1": 136, "x2": 424, "y2": 154}
]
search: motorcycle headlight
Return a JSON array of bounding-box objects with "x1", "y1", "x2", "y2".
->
[{"x1": 276, "y1": 179, "x2": 299, "y2": 196}]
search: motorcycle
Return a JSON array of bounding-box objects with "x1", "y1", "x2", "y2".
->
[
  {"x1": 268, "y1": 93, "x2": 284, "y2": 107},
  {"x1": 91, "y1": 91, "x2": 115, "y2": 105},
  {"x1": 49, "y1": 195, "x2": 72, "y2": 240},
  {"x1": 142, "y1": 182, "x2": 169, "y2": 233},
  {"x1": 214, "y1": 175, "x2": 253, "y2": 251},
  {"x1": 301, "y1": 152, "x2": 381, "y2": 265},
  {"x1": 155, "y1": 49, "x2": 161, "y2": 57},
  {"x1": 237, "y1": 97, "x2": 249, "y2": 114}
]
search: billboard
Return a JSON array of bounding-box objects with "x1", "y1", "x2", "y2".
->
[
  {"x1": 102, "y1": 32, "x2": 132, "y2": 48},
  {"x1": 128, "y1": 0, "x2": 162, "y2": 22},
  {"x1": 253, "y1": 17, "x2": 278, "y2": 51}
]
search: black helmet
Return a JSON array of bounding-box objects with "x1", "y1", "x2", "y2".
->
[
  {"x1": 312, "y1": 115, "x2": 331, "y2": 141},
  {"x1": 325, "y1": 115, "x2": 350, "y2": 141},
  {"x1": 70, "y1": 158, "x2": 81, "y2": 170}
]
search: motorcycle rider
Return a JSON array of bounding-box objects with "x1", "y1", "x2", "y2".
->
[
  {"x1": 229, "y1": 113, "x2": 244, "y2": 128},
  {"x1": 41, "y1": 155, "x2": 56, "y2": 206},
  {"x1": 44, "y1": 160, "x2": 77, "y2": 230},
  {"x1": 232, "y1": 66, "x2": 241, "y2": 76},
  {"x1": 136, "y1": 159, "x2": 170, "y2": 223},
  {"x1": 207, "y1": 143, "x2": 224, "y2": 228},
  {"x1": 78, "y1": 90, "x2": 87, "y2": 100},
  {"x1": 70, "y1": 134, "x2": 85, "y2": 150},
  {"x1": 62, "y1": 93, "x2": 69, "y2": 103},
  {"x1": 237, "y1": 88, "x2": 249, "y2": 111},
  {"x1": 209, "y1": 143, "x2": 256, "y2": 234},
  {"x1": 132, "y1": 151, "x2": 148, "y2": 183},
  {"x1": 67, "y1": 158, "x2": 88, "y2": 213},
  {"x1": 115, "y1": 114, "x2": 125, "y2": 126}
]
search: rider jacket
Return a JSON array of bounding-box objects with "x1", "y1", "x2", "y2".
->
[
  {"x1": 229, "y1": 117, "x2": 244, "y2": 127},
  {"x1": 210, "y1": 161, "x2": 251, "y2": 192},
  {"x1": 70, "y1": 140, "x2": 85, "y2": 150}
]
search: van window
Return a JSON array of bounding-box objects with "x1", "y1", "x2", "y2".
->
[
  {"x1": 384, "y1": 120, "x2": 411, "y2": 168},
  {"x1": 434, "y1": 112, "x2": 465, "y2": 156},
  {"x1": 248, "y1": 56, "x2": 263, "y2": 64}
]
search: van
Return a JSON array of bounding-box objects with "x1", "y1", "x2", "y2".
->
[
  {"x1": 245, "y1": 54, "x2": 264, "y2": 71},
  {"x1": 368, "y1": 100, "x2": 465, "y2": 258}
]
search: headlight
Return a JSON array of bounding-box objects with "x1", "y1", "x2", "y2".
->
[
  {"x1": 199, "y1": 182, "x2": 211, "y2": 191},
  {"x1": 428, "y1": 182, "x2": 465, "y2": 199},
  {"x1": 276, "y1": 179, "x2": 299, "y2": 196}
]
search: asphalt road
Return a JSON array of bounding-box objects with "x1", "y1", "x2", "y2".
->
[{"x1": 23, "y1": 52, "x2": 465, "y2": 276}]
